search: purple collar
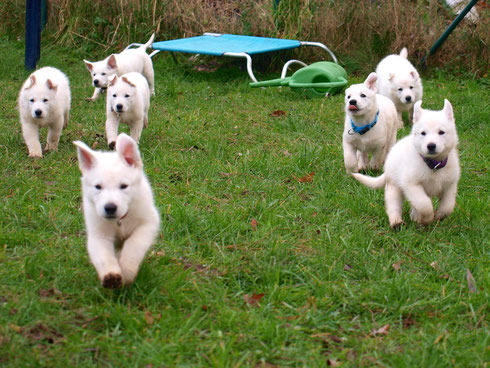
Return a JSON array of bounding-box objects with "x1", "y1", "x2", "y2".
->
[{"x1": 421, "y1": 155, "x2": 448, "y2": 170}]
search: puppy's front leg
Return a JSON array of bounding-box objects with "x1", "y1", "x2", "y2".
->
[
  {"x1": 435, "y1": 183, "x2": 458, "y2": 220},
  {"x1": 87, "y1": 88, "x2": 101, "y2": 102},
  {"x1": 118, "y1": 222, "x2": 159, "y2": 285},
  {"x1": 105, "y1": 114, "x2": 119, "y2": 149},
  {"x1": 405, "y1": 184, "x2": 434, "y2": 224},
  {"x1": 343, "y1": 141, "x2": 358, "y2": 173},
  {"x1": 21, "y1": 122, "x2": 42, "y2": 157},
  {"x1": 369, "y1": 148, "x2": 384, "y2": 171},
  {"x1": 87, "y1": 236, "x2": 123, "y2": 288},
  {"x1": 46, "y1": 120, "x2": 63, "y2": 151},
  {"x1": 129, "y1": 119, "x2": 144, "y2": 143}
]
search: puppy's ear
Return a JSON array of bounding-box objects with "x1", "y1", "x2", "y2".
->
[
  {"x1": 399, "y1": 48, "x2": 408, "y2": 58},
  {"x1": 107, "y1": 55, "x2": 117, "y2": 70},
  {"x1": 83, "y1": 60, "x2": 93, "y2": 72},
  {"x1": 410, "y1": 70, "x2": 419, "y2": 80},
  {"x1": 116, "y1": 133, "x2": 142, "y2": 168},
  {"x1": 109, "y1": 75, "x2": 118, "y2": 86},
  {"x1": 73, "y1": 141, "x2": 97, "y2": 173},
  {"x1": 413, "y1": 100, "x2": 423, "y2": 123},
  {"x1": 364, "y1": 72, "x2": 377, "y2": 92},
  {"x1": 46, "y1": 79, "x2": 57, "y2": 91},
  {"x1": 443, "y1": 99, "x2": 454, "y2": 122},
  {"x1": 25, "y1": 75, "x2": 36, "y2": 89},
  {"x1": 122, "y1": 76, "x2": 136, "y2": 88}
]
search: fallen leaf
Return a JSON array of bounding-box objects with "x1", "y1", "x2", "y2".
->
[
  {"x1": 372, "y1": 324, "x2": 390, "y2": 336},
  {"x1": 327, "y1": 358, "x2": 341, "y2": 367},
  {"x1": 343, "y1": 264, "x2": 352, "y2": 271},
  {"x1": 392, "y1": 259, "x2": 404, "y2": 272},
  {"x1": 283, "y1": 150, "x2": 292, "y2": 156},
  {"x1": 430, "y1": 261, "x2": 439, "y2": 269},
  {"x1": 466, "y1": 269, "x2": 478, "y2": 294},
  {"x1": 294, "y1": 171, "x2": 315, "y2": 183},
  {"x1": 243, "y1": 293, "x2": 264, "y2": 306},
  {"x1": 144, "y1": 310, "x2": 154, "y2": 325},
  {"x1": 250, "y1": 219, "x2": 258, "y2": 230},
  {"x1": 269, "y1": 110, "x2": 286, "y2": 117}
]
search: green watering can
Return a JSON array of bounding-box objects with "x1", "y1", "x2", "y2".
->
[{"x1": 250, "y1": 61, "x2": 348, "y2": 98}]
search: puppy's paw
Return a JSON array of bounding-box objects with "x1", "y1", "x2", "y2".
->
[
  {"x1": 434, "y1": 210, "x2": 451, "y2": 220},
  {"x1": 28, "y1": 151, "x2": 43, "y2": 158},
  {"x1": 85, "y1": 97, "x2": 95, "y2": 102},
  {"x1": 102, "y1": 272, "x2": 123, "y2": 289},
  {"x1": 108, "y1": 141, "x2": 116, "y2": 150}
]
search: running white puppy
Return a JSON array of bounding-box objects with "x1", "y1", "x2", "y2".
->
[
  {"x1": 84, "y1": 33, "x2": 155, "y2": 101},
  {"x1": 352, "y1": 99, "x2": 460, "y2": 228},
  {"x1": 74, "y1": 133, "x2": 160, "y2": 288},
  {"x1": 105, "y1": 72, "x2": 150, "y2": 149},
  {"x1": 376, "y1": 48, "x2": 423, "y2": 123},
  {"x1": 343, "y1": 72, "x2": 402, "y2": 173},
  {"x1": 18, "y1": 66, "x2": 71, "y2": 158}
]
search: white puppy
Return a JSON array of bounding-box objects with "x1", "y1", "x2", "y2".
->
[
  {"x1": 84, "y1": 33, "x2": 155, "y2": 101},
  {"x1": 352, "y1": 99, "x2": 460, "y2": 228},
  {"x1": 106, "y1": 72, "x2": 150, "y2": 149},
  {"x1": 18, "y1": 67, "x2": 71, "y2": 157},
  {"x1": 376, "y1": 48, "x2": 423, "y2": 123},
  {"x1": 343, "y1": 72, "x2": 402, "y2": 173},
  {"x1": 74, "y1": 133, "x2": 160, "y2": 288}
]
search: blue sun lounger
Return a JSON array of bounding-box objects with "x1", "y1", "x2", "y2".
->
[{"x1": 127, "y1": 33, "x2": 338, "y2": 83}]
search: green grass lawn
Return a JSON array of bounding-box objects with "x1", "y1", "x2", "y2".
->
[{"x1": 0, "y1": 36, "x2": 488, "y2": 367}]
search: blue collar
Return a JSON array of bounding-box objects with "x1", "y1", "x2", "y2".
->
[{"x1": 350, "y1": 111, "x2": 379, "y2": 135}]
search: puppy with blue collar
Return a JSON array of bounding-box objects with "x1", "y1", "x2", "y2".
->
[{"x1": 342, "y1": 73, "x2": 402, "y2": 173}]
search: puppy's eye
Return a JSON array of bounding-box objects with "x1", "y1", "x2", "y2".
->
[
  {"x1": 120, "y1": 184, "x2": 128, "y2": 189},
  {"x1": 347, "y1": 95, "x2": 351, "y2": 99},
  {"x1": 93, "y1": 73, "x2": 96, "y2": 76},
  {"x1": 439, "y1": 130, "x2": 445, "y2": 135},
  {"x1": 398, "y1": 88, "x2": 403, "y2": 92},
  {"x1": 113, "y1": 94, "x2": 117, "y2": 98},
  {"x1": 360, "y1": 94, "x2": 366, "y2": 98},
  {"x1": 29, "y1": 98, "x2": 34, "y2": 102},
  {"x1": 95, "y1": 184, "x2": 102, "y2": 190},
  {"x1": 421, "y1": 131, "x2": 426, "y2": 136},
  {"x1": 102, "y1": 73, "x2": 106, "y2": 76},
  {"x1": 125, "y1": 94, "x2": 130, "y2": 98},
  {"x1": 43, "y1": 98, "x2": 48, "y2": 102},
  {"x1": 410, "y1": 86, "x2": 414, "y2": 89}
]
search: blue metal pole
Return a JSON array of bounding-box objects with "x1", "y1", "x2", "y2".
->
[{"x1": 25, "y1": 0, "x2": 42, "y2": 70}]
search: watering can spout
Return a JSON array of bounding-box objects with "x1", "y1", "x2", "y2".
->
[{"x1": 250, "y1": 61, "x2": 348, "y2": 98}]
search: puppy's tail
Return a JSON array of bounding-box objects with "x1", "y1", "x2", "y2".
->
[
  {"x1": 351, "y1": 173, "x2": 386, "y2": 189},
  {"x1": 139, "y1": 33, "x2": 155, "y2": 51}
]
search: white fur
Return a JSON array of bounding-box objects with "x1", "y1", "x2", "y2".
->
[
  {"x1": 105, "y1": 72, "x2": 150, "y2": 149},
  {"x1": 84, "y1": 34, "x2": 155, "y2": 101},
  {"x1": 376, "y1": 48, "x2": 423, "y2": 123},
  {"x1": 343, "y1": 72, "x2": 402, "y2": 172},
  {"x1": 73, "y1": 133, "x2": 160, "y2": 288},
  {"x1": 352, "y1": 99, "x2": 460, "y2": 228},
  {"x1": 18, "y1": 67, "x2": 71, "y2": 158}
]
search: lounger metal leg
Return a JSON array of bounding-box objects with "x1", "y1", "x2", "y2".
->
[
  {"x1": 223, "y1": 52, "x2": 257, "y2": 82},
  {"x1": 300, "y1": 41, "x2": 338, "y2": 64}
]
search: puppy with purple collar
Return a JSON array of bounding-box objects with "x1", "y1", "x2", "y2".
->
[
  {"x1": 343, "y1": 73, "x2": 402, "y2": 173},
  {"x1": 352, "y1": 99, "x2": 460, "y2": 228}
]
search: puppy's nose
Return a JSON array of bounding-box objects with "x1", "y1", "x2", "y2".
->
[
  {"x1": 94, "y1": 79, "x2": 99, "y2": 87},
  {"x1": 349, "y1": 99, "x2": 357, "y2": 106},
  {"x1": 405, "y1": 96, "x2": 412, "y2": 102},
  {"x1": 427, "y1": 143, "x2": 436, "y2": 153},
  {"x1": 35, "y1": 109, "x2": 42, "y2": 117},
  {"x1": 116, "y1": 104, "x2": 123, "y2": 111},
  {"x1": 104, "y1": 203, "x2": 117, "y2": 216}
]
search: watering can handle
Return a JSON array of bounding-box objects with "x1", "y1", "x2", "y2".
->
[{"x1": 288, "y1": 77, "x2": 348, "y2": 89}]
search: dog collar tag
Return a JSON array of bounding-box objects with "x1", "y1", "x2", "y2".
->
[
  {"x1": 350, "y1": 111, "x2": 379, "y2": 135},
  {"x1": 421, "y1": 155, "x2": 448, "y2": 170}
]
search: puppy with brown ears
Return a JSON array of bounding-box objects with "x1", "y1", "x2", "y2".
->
[
  {"x1": 105, "y1": 72, "x2": 150, "y2": 149},
  {"x1": 352, "y1": 99, "x2": 460, "y2": 228},
  {"x1": 343, "y1": 72, "x2": 402, "y2": 173},
  {"x1": 74, "y1": 133, "x2": 160, "y2": 288},
  {"x1": 18, "y1": 67, "x2": 71, "y2": 157}
]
